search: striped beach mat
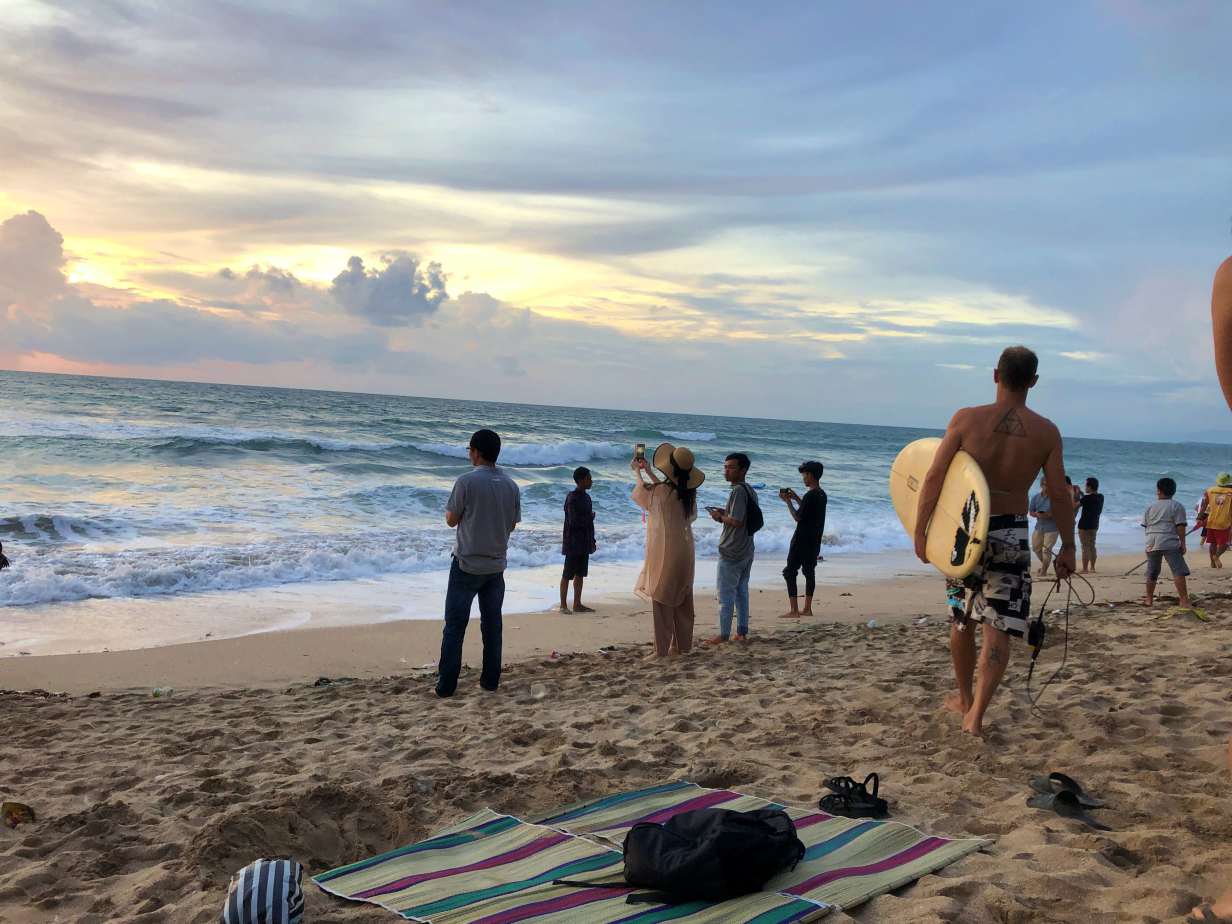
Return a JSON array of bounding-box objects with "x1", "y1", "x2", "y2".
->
[
  {"x1": 313, "y1": 807, "x2": 829, "y2": 923},
  {"x1": 533, "y1": 782, "x2": 990, "y2": 911},
  {"x1": 313, "y1": 783, "x2": 989, "y2": 921}
]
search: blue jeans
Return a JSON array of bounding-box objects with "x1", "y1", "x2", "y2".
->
[
  {"x1": 717, "y1": 554, "x2": 753, "y2": 638},
  {"x1": 436, "y1": 558, "x2": 505, "y2": 696}
]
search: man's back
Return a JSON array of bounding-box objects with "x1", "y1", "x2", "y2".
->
[
  {"x1": 948, "y1": 402, "x2": 1061, "y2": 516},
  {"x1": 447, "y1": 466, "x2": 521, "y2": 574}
]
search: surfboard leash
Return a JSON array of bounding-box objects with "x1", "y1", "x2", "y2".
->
[{"x1": 1026, "y1": 571, "x2": 1095, "y2": 712}]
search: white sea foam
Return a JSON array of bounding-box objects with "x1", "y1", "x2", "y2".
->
[
  {"x1": 411, "y1": 440, "x2": 629, "y2": 466},
  {"x1": 661, "y1": 430, "x2": 717, "y2": 442}
]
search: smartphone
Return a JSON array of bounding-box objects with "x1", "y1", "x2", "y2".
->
[
  {"x1": 634, "y1": 443, "x2": 646, "y2": 461},
  {"x1": 706, "y1": 505, "x2": 724, "y2": 515}
]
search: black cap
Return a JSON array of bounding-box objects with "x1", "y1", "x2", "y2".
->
[{"x1": 798, "y1": 460, "x2": 824, "y2": 479}]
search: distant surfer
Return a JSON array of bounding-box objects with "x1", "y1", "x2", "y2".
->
[
  {"x1": 913, "y1": 346, "x2": 1076, "y2": 737},
  {"x1": 0, "y1": 541, "x2": 9, "y2": 571}
]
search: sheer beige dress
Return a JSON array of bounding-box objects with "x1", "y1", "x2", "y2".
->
[{"x1": 632, "y1": 482, "x2": 696, "y2": 655}]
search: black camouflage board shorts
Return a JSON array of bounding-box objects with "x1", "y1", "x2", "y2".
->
[{"x1": 945, "y1": 513, "x2": 1032, "y2": 638}]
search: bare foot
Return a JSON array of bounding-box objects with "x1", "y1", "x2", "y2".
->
[
  {"x1": 944, "y1": 691, "x2": 969, "y2": 716},
  {"x1": 799, "y1": 608, "x2": 815, "y2": 618},
  {"x1": 573, "y1": 604, "x2": 595, "y2": 613},
  {"x1": 703, "y1": 635, "x2": 728, "y2": 647},
  {"x1": 734, "y1": 633, "x2": 748, "y2": 642},
  {"x1": 960, "y1": 715, "x2": 986, "y2": 737},
  {"x1": 779, "y1": 611, "x2": 801, "y2": 619},
  {"x1": 1190, "y1": 893, "x2": 1232, "y2": 922}
]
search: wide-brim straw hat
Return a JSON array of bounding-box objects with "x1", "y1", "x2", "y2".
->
[{"x1": 653, "y1": 442, "x2": 705, "y2": 490}]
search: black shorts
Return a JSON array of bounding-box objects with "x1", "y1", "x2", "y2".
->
[{"x1": 562, "y1": 553, "x2": 589, "y2": 579}]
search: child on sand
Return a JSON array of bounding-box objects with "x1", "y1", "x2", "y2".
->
[
  {"x1": 1142, "y1": 477, "x2": 1192, "y2": 609},
  {"x1": 559, "y1": 466, "x2": 597, "y2": 613}
]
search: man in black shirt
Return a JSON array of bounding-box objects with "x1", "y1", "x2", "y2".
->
[
  {"x1": 1077, "y1": 476, "x2": 1104, "y2": 573},
  {"x1": 779, "y1": 460, "x2": 827, "y2": 618},
  {"x1": 560, "y1": 466, "x2": 597, "y2": 613}
]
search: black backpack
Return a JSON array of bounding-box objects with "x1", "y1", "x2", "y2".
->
[
  {"x1": 740, "y1": 484, "x2": 764, "y2": 536},
  {"x1": 560, "y1": 807, "x2": 805, "y2": 905}
]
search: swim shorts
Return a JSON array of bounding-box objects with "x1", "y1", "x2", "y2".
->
[
  {"x1": 945, "y1": 513, "x2": 1032, "y2": 638},
  {"x1": 562, "y1": 553, "x2": 589, "y2": 580},
  {"x1": 1205, "y1": 527, "x2": 1231, "y2": 547}
]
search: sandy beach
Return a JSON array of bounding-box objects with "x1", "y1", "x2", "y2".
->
[{"x1": 2, "y1": 552, "x2": 1231, "y2": 922}]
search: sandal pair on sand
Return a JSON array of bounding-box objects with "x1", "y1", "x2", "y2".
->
[
  {"x1": 818, "y1": 773, "x2": 889, "y2": 818},
  {"x1": 1026, "y1": 772, "x2": 1108, "y2": 830}
]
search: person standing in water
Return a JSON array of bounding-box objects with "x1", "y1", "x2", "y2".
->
[
  {"x1": 914, "y1": 346, "x2": 1075, "y2": 737},
  {"x1": 779, "y1": 461, "x2": 827, "y2": 619}
]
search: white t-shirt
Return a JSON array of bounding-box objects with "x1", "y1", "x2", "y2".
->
[{"x1": 1142, "y1": 498, "x2": 1186, "y2": 551}]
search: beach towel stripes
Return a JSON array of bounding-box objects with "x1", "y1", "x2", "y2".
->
[
  {"x1": 313, "y1": 782, "x2": 990, "y2": 922},
  {"x1": 314, "y1": 809, "x2": 826, "y2": 923},
  {"x1": 220, "y1": 857, "x2": 305, "y2": 924},
  {"x1": 531, "y1": 781, "x2": 784, "y2": 847}
]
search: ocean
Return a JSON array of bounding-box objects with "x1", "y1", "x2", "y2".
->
[{"x1": 0, "y1": 369, "x2": 1227, "y2": 624}]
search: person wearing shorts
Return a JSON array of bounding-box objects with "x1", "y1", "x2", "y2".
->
[
  {"x1": 1142, "y1": 477, "x2": 1191, "y2": 609},
  {"x1": 1077, "y1": 477, "x2": 1104, "y2": 573},
  {"x1": 560, "y1": 466, "x2": 597, "y2": 613},
  {"x1": 1197, "y1": 472, "x2": 1232, "y2": 569},
  {"x1": 945, "y1": 515, "x2": 1032, "y2": 639},
  {"x1": 1029, "y1": 478, "x2": 1059, "y2": 576},
  {"x1": 914, "y1": 346, "x2": 1075, "y2": 737}
]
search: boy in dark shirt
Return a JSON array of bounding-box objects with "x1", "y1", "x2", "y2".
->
[
  {"x1": 1077, "y1": 476, "x2": 1104, "y2": 573},
  {"x1": 779, "y1": 460, "x2": 827, "y2": 618},
  {"x1": 560, "y1": 466, "x2": 597, "y2": 613}
]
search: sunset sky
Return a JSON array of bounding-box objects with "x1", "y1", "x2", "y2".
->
[{"x1": 2, "y1": 1, "x2": 1230, "y2": 440}]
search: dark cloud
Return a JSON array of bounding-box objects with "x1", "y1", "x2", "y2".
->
[{"x1": 330, "y1": 253, "x2": 447, "y2": 327}]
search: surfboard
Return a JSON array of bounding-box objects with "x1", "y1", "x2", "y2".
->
[{"x1": 889, "y1": 437, "x2": 991, "y2": 579}]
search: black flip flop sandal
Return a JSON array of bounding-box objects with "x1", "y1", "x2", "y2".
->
[
  {"x1": 1028, "y1": 772, "x2": 1105, "y2": 809},
  {"x1": 1026, "y1": 790, "x2": 1110, "y2": 830},
  {"x1": 819, "y1": 773, "x2": 889, "y2": 818}
]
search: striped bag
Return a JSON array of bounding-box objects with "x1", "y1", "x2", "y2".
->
[{"x1": 219, "y1": 858, "x2": 305, "y2": 924}]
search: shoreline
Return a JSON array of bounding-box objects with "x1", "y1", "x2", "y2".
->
[{"x1": 0, "y1": 549, "x2": 1202, "y2": 695}]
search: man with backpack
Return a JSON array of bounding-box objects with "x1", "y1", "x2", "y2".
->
[
  {"x1": 707, "y1": 452, "x2": 761, "y2": 643},
  {"x1": 1197, "y1": 472, "x2": 1232, "y2": 569}
]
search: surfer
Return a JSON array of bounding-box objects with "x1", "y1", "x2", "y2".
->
[{"x1": 913, "y1": 346, "x2": 1076, "y2": 737}]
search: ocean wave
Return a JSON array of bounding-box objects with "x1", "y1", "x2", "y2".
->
[
  {"x1": 0, "y1": 513, "x2": 135, "y2": 542},
  {"x1": 0, "y1": 417, "x2": 402, "y2": 454},
  {"x1": 660, "y1": 430, "x2": 717, "y2": 442},
  {"x1": 411, "y1": 440, "x2": 629, "y2": 466}
]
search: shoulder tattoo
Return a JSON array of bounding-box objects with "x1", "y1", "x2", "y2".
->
[{"x1": 993, "y1": 408, "x2": 1027, "y2": 437}]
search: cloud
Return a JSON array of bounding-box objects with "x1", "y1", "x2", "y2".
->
[
  {"x1": 1059, "y1": 351, "x2": 1106, "y2": 362},
  {"x1": 330, "y1": 252, "x2": 448, "y2": 327},
  {"x1": 0, "y1": 210, "x2": 67, "y2": 307}
]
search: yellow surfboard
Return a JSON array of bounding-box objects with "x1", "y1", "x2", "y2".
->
[{"x1": 890, "y1": 437, "x2": 991, "y2": 579}]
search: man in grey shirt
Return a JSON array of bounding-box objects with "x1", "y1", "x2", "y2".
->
[
  {"x1": 435, "y1": 428, "x2": 521, "y2": 697},
  {"x1": 1141, "y1": 476, "x2": 1191, "y2": 609},
  {"x1": 707, "y1": 452, "x2": 757, "y2": 642},
  {"x1": 1028, "y1": 477, "x2": 1059, "y2": 576}
]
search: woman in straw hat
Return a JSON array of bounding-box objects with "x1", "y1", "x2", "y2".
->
[{"x1": 632, "y1": 443, "x2": 703, "y2": 657}]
